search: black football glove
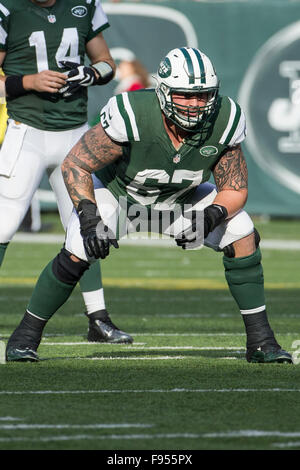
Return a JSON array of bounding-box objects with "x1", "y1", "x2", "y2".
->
[
  {"x1": 59, "y1": 61, "x2": 99, "y2": 98},
  {"x1": 203, "y1": 204, "x2": 228, "y2": 238},
  {"x1": 77, "y1": 199, "x2": 119, "y2": 259},
  {"x1": 175, "y1": 204, "x2": 228, "y2": 250}
]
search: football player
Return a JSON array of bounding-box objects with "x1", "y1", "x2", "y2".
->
[
  {"x1": 0, "y1": 0, "x2": 133, "y2": 346},
  {"x1": 6, "y1": 47, "x2": 292, "y2": 363}
]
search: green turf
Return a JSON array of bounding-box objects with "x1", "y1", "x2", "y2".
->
[{"x1": 0, "y1": 219, "x2": 300, "y2": 450}]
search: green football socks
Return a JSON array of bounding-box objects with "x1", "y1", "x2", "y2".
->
[
  {"x1": 79, "y1": 260, "x2": 102, "y2": 292},
  {"x1": 27, "y1": 260, "x2": 76, "y2": 321},
  {"x1": 223, "y1": 248, "x2": 265, "y2": 312},
  {"x1": 223, "y1": 247, "x2": 278, "y2": 348}
]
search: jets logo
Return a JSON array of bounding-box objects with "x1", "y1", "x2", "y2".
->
[
  {"x1": 71, "y1": 6, "x2": 88, "y2": 18},
  {"x1": 239, "y1": 20, "x2": 300, "y2": 195},
  {"x1": 268, "y1": 62, "x2": 300, "y2": 153},
  {"x1": 158, "y1": 58, "x2": 172, "y2": 78},
  {"x1": 199, "y1": 146, "x2": 218, "y2": 157}
]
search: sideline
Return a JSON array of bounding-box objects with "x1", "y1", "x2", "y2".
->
[{"x1": 13, "y1": 233, "x2": 300, "y2": 250}]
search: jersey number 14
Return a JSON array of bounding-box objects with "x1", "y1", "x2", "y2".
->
[{"x1": 29, "y1": 28, "x2": 80, "y2": 72}]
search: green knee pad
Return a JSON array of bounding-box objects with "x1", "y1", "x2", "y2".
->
[{"x1": 223, "y1": 248, "x2": 265, "y2": 311}]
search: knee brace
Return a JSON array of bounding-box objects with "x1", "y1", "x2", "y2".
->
[
  {"x1": 223, "y1": 227, "x2": 261, "y2": 258},
  {"x1": 52, "y1": 247, "x2": 90, "y2": 285}
]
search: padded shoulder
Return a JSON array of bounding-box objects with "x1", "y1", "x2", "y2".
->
[{"x1": 214, "y1": 96, "x2": 246, "y2": 147}]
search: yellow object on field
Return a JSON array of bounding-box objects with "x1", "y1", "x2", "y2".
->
[
  {"x1": 0, "y1": 67, "x2": 7, "y2": 144},
  {"x1": 0, "y1": 102, "x2": 8, "y2": 144}
]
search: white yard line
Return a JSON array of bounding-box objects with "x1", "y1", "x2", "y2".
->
[
  {"x1": 40, "y1": 342, "x2": 148, "y2": 346},
  {"x1": 0, "y1": 433, "x2": 198, "y2": 443},
  {"x1": 40, "y1": 343, "x2": 244, "y2": 350},
  {"x1": 0, "y1": 417, "x2": 22, "y2": 421},
  {"x1": 0, "y1": 430, "x2": 299, "y2": 444},
  {"x1": 160, "y1": 313, "x2": 235, "y2": 317},
  {"x1": 79, "y1": 356, "x2": 186, "y2": 361},
  {"x1": 273, "y1": 441, "x2": 300, "y2": 448},
  {"x1": 1, "y1": 388, "x2": 299, "y2": 395},
  {"x1": 121, "y1": 333, "x2": 246, "y2": 337},
  {"x1": 2, "y1": 332, "x2": 298, "y2": 340},
  {"x1": 0, "y1": 423, "x2": 152, "y2": 430},
  {"x1": 203, "y1": 430, "x2": 300, "y2": 438},
  {"x1": 0, "y1": 332, "x2": 248, "y2": 340}
]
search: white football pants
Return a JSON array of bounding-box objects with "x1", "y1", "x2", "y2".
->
[
  {"x1": 0, "y1": 120, "x2": 89, "y2": 242},
  {"x1": 65, "y1": 177, "x2": 254, "y2": 262}
]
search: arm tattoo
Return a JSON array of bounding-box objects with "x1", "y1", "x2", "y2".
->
[
  {"x1": 213, "y1": 144, "x2": 248, "y2": 191},
  {"x1": 62, "y1": 123, "x2": 123, "y2": 209}
]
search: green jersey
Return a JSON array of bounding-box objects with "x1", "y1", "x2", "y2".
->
[
  {"x1": 96, "y1": 89, "x2": 246, "y2": 208},
  {"x1": 0, "y1": 0, "x2": 109, "y2": 130}
]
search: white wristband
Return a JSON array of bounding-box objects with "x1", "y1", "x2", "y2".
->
[{"x1": 91, "y1": 61, "x2": 114, "y2": 84}]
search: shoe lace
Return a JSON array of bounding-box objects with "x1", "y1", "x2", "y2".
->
[
  {"x1": 101, "y1": 316, "x2": 119, "y2": 330},
  {"x1": 88, "y1": 310, "x2": 120, "y2": 331}
]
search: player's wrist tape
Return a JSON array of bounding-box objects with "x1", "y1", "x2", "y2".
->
[
  {"x1": 91, "y1": 61, "x2": 114, "y2": 85},
  {"x1": 5, "y1": 75, "x2": 26, "y2": 98}
]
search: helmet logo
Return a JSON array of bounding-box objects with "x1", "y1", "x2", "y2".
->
[
  {"x1": 158, "y1": 58, "x2": 172, "y2": 78},
  {"x1": 199, "y1": 146, "x2": 218, "y2": 157}
]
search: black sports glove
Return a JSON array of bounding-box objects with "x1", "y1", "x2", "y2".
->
[
  {"x1": 175, "y1": 204, "x2": 228, "y2": 250},
  {"x1": 203, "y1": 204, "x2": 228, "y2": 238},
  {"x1": 77, "y1": 199, "x2": 119, "y2": 260},
  {"x1": 59, "y1": 61, "x2": 99, "y2": 98}
]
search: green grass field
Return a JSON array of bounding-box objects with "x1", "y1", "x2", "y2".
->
[{"x1": 0, "y1": 216, "x2": 300, "y2": 451}]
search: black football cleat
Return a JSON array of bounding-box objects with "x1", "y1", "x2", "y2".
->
[
  {"x1": 86, "y1": 310, "x2": 133, "y2": 344},
  {"x1": 6, "y1": 346, "x2": 39, "y2": 362},
  {"x1": 6, "y1": 311, "x2": 44, "y2": 362},
  {"x1": 246, "y1": 345, "x2": 293, "y2": 364}
]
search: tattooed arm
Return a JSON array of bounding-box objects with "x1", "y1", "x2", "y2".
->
[
  {"x1": 61, "y1": 122, "x2": 123, "y2": 210},
  {"x1": 212, "y1": 144, "x2": 248, "y2": 218}
]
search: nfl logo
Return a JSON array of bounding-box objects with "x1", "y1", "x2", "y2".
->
[
  {"x1": 173, "y1": 154, "x2": 181, "y2": 164},
  {"x1": 48, "y1": 14, "x2": 56, "y2": 23}
]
